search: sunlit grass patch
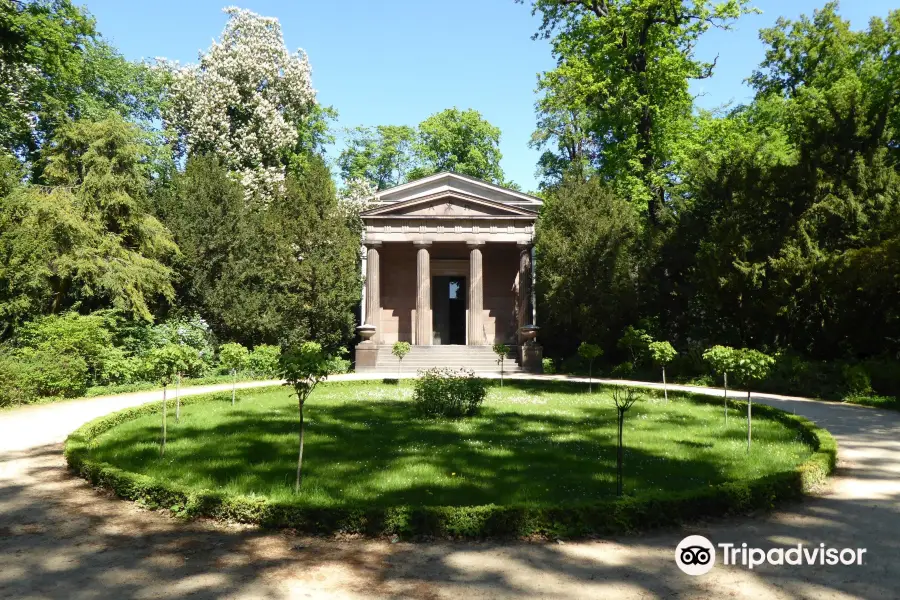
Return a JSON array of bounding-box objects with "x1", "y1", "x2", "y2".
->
[{"x1": 88, "y1": 381, "x2": 813, "y2": 508}]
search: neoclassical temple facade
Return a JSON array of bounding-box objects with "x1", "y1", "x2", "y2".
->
[{"x1": 355, "y1": 172, "x2": 543, "y2": 372}]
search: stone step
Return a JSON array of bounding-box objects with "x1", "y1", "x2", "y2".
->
[{"x1": 371, "y1": 344, "x2": 522, "y2": 372}]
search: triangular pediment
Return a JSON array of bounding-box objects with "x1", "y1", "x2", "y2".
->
[
  {"x1": 361, "y1": 191, "x2": 538, "y2": 218},
  {"x1": 364, "y1": 172, "x2": 543, "y2": 209}
]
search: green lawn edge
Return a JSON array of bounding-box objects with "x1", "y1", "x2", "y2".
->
[{"x1": 64, "y1": 381, "x2": 837, "y2": 540}]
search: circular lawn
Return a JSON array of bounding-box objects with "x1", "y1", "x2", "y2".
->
[{"x1": 68, "y1": 380, "x2": 831, "y2": 537}]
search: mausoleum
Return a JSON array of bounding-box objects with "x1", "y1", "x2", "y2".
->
[{"x1": 354, "y1": 172, "x2": 543, "y2": 373}]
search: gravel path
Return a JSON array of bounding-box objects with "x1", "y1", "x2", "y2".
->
[{"x1": 1, "y1": 375, "x2": 898, "y2": 599}]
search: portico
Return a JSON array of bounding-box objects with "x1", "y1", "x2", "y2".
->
[{"x1": 355, "y1": 173, "x2": 543, "y2": 372}]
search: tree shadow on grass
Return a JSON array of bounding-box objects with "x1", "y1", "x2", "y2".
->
[
  {"x1": 88, "y1": 398, "x2": 806, "y2": 509},
  {"x1": 5, "y1": 441, "x2": 898, "y2": 599}
]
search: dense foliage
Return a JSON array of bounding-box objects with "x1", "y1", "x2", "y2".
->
[
  {"x1": 0, "y1": 4, "x2": 360, "y2": 406},
  {"x1": 338, "y1": 108, "x2": 510, "y2": 189},
  {"x1": 413, "y1": 368, "x2": 487, "y2": 417},
  {"x1": 530, "y1": 2, "x2": 900, "y2": 399}
]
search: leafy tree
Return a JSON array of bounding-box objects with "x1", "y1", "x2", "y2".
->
[
  {"x1": 408, "y1": 108, "x2": 506, "y2": 184},
  {"x1": 392, "y1": 341, "x2": 411, "y2": 378},
  {"x1": 648, "y1": 340, "x2": 676, "y2": 402},
  {"x1": 618, "y1": 326, "x2": 652, "y2": 370},
  {"x1": 493, "y1": 343, "x2": 510, "y2": 387},
  {"x1": 611, "y1": 386, "x2": 642, "y2": 496},
  {"x1": 219, "y1": 342, "x2": 248, "y2": 405},
  {"x1": 146, "y1": 343, "x2": 186, "y2": 456},
  {"x1": 247, "y1": 344, "x2": 281, "y2": 377},
  {"x1": 163, "y1": 6, "x2": 318, "y2": 200},
  {"x1": 731, "y1": 348, "x2": 775, "y2": 452},
  {"x1": 159, "y1": 154, "x2": 360, "y2": 349},
  {"x1": 702, "y1": 345, "x2": 737, "y2": 423},
  {"x1": 525, "y1": 0, "x2": 754, "y2": 223},
  {"x1": 338, "y1": 125, "x2": 416, "y2": 190},
  {"x1": 0, "y1": 0, "x2": 166, "y2": 175},
  {"x1": 0, "y1": 116, "x2": 177, "y2": 333},
  {"x1": 535, "y1": 177, "x2": 639, "y2": 357},
  {"x1": 530, "y1": 71, "x2": 597, "y2": 189},
  {"x1": 577, "y1": 342, "x2": 602, "y2": 392},
  {"x1": 279, "y1": 341, "x2": 332, "y2": 492}
]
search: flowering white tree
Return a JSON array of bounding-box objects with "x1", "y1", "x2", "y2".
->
[
  {"x1": 338, "y1": 177, "x2": 376, "y2": 218},
  {"x1": 163, "y1": 6, "x2": 316, "y2": 200}
]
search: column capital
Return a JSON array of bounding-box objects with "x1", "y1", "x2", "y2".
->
[
  {"x1": 466, "y1": 240, "x2": 486, "y2": 249},
  {"x1": 364, "y1": 240, "x2": 382, "y2": 249},
  {"x1": 516, "y1": 241, "x2": 533, "y2": 250},
  {"x1": 413, "y1": 240, "x2": 432, "y2": 249}
]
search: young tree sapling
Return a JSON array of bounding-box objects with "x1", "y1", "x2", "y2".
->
[
  {"x1": 731, "y1": 349, "x2": 775, "y2": 452},
  {"x1": 279, "y1": 342, "x2": 333, "y2": 492},
  {"x1": 648, "y1": 341, "x2": 676, "y2": 403},
  {"x1": 703, "y1": 345, "x2": 737, "y2": 425},
  {"x1": 392, "y1": 341, "x2": 411, "y2": 379},
  {"x1": 219, "y1": 342, "x2": 249, "y2": 406},
  {"x1": 577, "y1": 342, "x2": 603, "y2": 393},
  {"x1": 493, "y1": 343, "x2": 510, "y2": 387},
  {"x1": 612, "y1": 386, "x2": 642, "y2": 497}
]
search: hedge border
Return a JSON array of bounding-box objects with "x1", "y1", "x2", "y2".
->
[{"x1": 65, "y1": 381, "x2": 837, "y2": 539}]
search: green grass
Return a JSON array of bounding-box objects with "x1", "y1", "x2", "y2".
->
[{"x1": 88, "y1": 381, "x2": 813, "y2": 509}]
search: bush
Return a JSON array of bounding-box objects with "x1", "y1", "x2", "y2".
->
[
  {"x1": 16, "y1": 312, "x2": 112, "y2": 379},
  {"x1": 413, "y1": 368, "x2": 486, "y2": 418},
  {"x1": 218, "y1": 342, "x2": 249, "y2": 374},
  {"x1": 0, "y1": 352, "x2": 33, "y2": 406},
  {"x1": 324, "y1": 347, "x2": 351, "y2": 375},
  {"x1": 542, "y1": 357, "x2": 556, "y2": 374},
  {"x1": 19, "y1": 349, "x2": 89, "y2": 397},
  {"x1": 841, "y1": 364, "x2": 872, "y2": 395},
  {"x1": 247, "y1": 344, "x2": 281, "y2": 376}
]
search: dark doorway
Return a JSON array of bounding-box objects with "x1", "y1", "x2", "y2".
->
[{"x1": 432, "y1": 276, "x2": 467, "y2": 345}]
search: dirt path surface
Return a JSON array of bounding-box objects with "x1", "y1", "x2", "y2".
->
[{"x1": 1, "y1": 376, "x2": 898, "y2": 599}]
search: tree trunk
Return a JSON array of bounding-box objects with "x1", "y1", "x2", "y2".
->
[
  {"x1": 616, "y1": 411, "x2": 624, "y2": 497},
  {"x1": 588, "y1": 362, "x2": 592, "y2": 394},
  {"x1": 662, "y1": 365, "x2": 667, "y2": 403},
  {"x1": 160, "y1": 385, "x2": 167, "y2": 457},
  {"x1": 295, "y1": 401, "x2": 305, "y2": 493},
  {"x1": 175, "y1": 373, "x2": 181, "y2": 423},
  {"x1": 747, "y1": 389, "x2": 752, "y2": 453},
  {"x1": 724, "y1": 372, "x2": 728, "y2": 425}
]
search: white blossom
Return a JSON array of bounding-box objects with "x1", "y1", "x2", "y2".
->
[
  {"x1": 162, "y1": 6, "x2": 316, "y2": 201},
  {"x1": 338, "y1": 177, "x2": 376, "y2": 216}
]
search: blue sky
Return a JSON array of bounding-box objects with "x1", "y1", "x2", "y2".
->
[{"x1": 83, "y1": 0, "x2": 895, "y2": 191}]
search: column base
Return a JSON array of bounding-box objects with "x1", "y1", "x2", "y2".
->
[
  {"x1": 355, "y1": 343, "x2": 378, "y2": 372},
  {"x1": 520, "y1": 343, "x2": 544, "y2": 373}
]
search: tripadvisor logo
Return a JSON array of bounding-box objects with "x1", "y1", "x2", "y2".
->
[
  {"x1": 675, "y1": 535, "x2": 868, "y2": 576},
  {"x1": 676, "y1": 535, "x2": 716, "y2": 576}
]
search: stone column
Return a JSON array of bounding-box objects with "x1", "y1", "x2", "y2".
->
[
  {"x1": 364, "y1": 242, "x2": 381, "y2": 336},
  {"x1": 468, "y1": 241, "x2": 484, "y2": 345},
  {"x1": 517, "y1": 242, "x2": 532, "y2": 344},
  {"x1": 414, "y1": 241, "x2": 432, "y2": 345}
]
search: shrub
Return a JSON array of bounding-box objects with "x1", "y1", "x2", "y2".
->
[
  {"x1": 247, "y1": 344, "x2": 281, "y2": 376},
  {"x1": 413, "y1": 368, "x2": 486, "y2": 418},
  {"x1": 16, "y1": 312, "x2": 112, "y2": 379},
  {"x1": 153, "y1": 314, "x2": 217, "y2": 369},
  {"x1": 841, "y1": 364, "x2": 872, "y2": 395},
  {"x1": 542, "y1": 357, "x2": 556, "y2": 374},
  {"x1": 219, "y1": 342, "x2": 249, "y2": 373},
  {"x1": 0, "y1": 351, "x2": 33, "y2": 406},
  {"x1": 19, "y1": 348, "x2": 90, "y2": 397}
]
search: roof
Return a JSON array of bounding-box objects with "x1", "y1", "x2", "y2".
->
[{"x1": 366, "y1": 172, "x2": 543, "y2": 209}]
